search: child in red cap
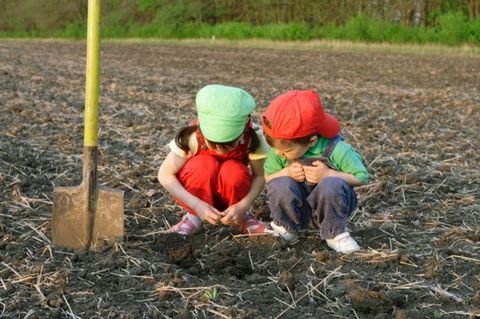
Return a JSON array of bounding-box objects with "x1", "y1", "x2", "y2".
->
[
  {"x1": 261, "y1": 90, "x2": 368, "y2": 253},
  {"x1": 158, "y1": 84, "x2": 270, "y2": 235}
]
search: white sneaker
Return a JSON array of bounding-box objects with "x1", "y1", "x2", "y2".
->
[
  {"x1": 270, "y1": 221, "x2": 299, "y2": 243},
  {"x1": 325, "y1": 232, "x2": 360, "y2": 254}
]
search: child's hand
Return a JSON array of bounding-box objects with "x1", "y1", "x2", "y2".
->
[
  {"x1": 193, "y1": 201, "x2": 223, "y2": 225},
  {"x1": 285, "y1": 162, "x2": 306, "y2": 182},
  {"x1": 303, "y1": 160, "x2": 331, "y2": 184},
  {"x1": 219, "y1": 204, "x2": 245, "y2": 226}
]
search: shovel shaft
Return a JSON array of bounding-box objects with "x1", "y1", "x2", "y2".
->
[
  {"x1": 84, "y1": 0, "x2": 101, "y2": 147},
  {"x1": 83, "y1": 0, "x2": 101, "y2": 247},
  {"x1": 83, "y1": 146, "x2": 98, "y2": 247}
]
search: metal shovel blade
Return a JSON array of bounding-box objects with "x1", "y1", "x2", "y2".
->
[{"x1": 52, "y1": 184, "x2": 124, "y2": 250}]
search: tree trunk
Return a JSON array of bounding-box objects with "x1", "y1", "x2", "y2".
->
[{"x1": 469, "y1": 0, "x2": 479, "y2": 19}]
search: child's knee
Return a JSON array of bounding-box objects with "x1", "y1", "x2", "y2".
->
[
  {"x1": 181, "y1": 154, "x2": 220, "y2": 179},
  {"x1": 317, "y1": 177, "x2": 350, "y2": 196},
  {"x1": 313, "y1": 177, "x2": 358, "y2": 210},
  {"x1": 218, "y1": 160, "x2": 249, "y2": 184},
  {"x1": 267, "y1": 176, "x2": 298, "y2": 193}
]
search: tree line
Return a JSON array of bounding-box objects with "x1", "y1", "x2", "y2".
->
[
  {"x1": 1, "y1": 0, "x2": 479, "y2": 45},
  {"x1": 137, "y1": 0, "x2": 480, "y2": 26}
]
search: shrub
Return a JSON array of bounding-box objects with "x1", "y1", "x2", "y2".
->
[
  {"x1": 62, "y1": 21, "x2": 86, "y2": 39},
  {"x1": 436, "y1": 12, "x2": 468, "y2": 45}
]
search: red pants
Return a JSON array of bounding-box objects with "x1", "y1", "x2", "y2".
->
[{"x1": 176, "y1": 154, "x2": 251, "y2": 216}]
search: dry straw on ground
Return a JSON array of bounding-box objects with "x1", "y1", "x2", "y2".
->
[{"x1": 0, "y1": 40, "x2": 479, "y2": 318}]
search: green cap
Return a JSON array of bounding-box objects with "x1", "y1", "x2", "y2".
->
[{"x1": 196, "y1": 84, "x2": 256, "y2": 142}]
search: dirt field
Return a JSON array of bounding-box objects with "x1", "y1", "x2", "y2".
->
[{"x1": 0, "y1": 40, "x2": 479, "y2": 319}]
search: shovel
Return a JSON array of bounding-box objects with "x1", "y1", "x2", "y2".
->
[{"x1": 52, "y1": 0, "x2": 124, "y2": 251}]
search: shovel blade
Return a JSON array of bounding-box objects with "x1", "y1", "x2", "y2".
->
[
  {"x1": 91, "y1": 186, "x2": 124, "y2": 250},
  {"x1": 52, "y1": 185, "x2": 89, "y2": 249},
  {"x1": 52, "y1": 185, "x2": 124, "y2": 250}
]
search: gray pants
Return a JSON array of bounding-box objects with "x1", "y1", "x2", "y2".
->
[{"x1": 266, "y1": 176, "x2": 358, "y2": 239}]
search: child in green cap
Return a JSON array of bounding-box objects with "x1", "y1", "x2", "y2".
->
[
  {"x1": 158, "y1": 84, "x2": 270, "y2": 235},
  {"x1": 261, "y1": 90, "x2": 368, "y2": 253}
]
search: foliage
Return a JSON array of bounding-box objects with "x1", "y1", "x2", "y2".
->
[
  {"x1": 1, "y1": 0, "x2": 479, "y2": 46},
  {"x1": 137, "y1": 0, "x2": 162, "y2": 12},
  {"x1": 469, "y1": 18, "x2": 480, "y2": 43},
  {"x1": 62, "y1": 22, "x2": 87, "y2": 39},
  {"x1": 436, "y1": 11, "x2": 469, "y2": 45},
  {"x1": 203, "y1": 287, "x2": 220, "y2": 301}
]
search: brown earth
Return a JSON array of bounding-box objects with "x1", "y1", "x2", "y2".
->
[{"x1": 0, "y1": 40, "x2": 479, "y2": 319}]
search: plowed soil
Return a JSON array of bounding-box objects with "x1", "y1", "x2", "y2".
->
[{"x1": 1, "y1": 40, "x2": 479, "y2": 319}]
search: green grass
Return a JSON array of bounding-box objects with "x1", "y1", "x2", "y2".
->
[{"x1": 1, "y1": 13, "x2": 479, "y2": 49}]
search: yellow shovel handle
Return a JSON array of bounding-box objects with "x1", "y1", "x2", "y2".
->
[{"x1": 84, "y1": 0, "x2": 101, "y2": 147}]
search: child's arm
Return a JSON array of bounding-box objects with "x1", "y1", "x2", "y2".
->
[
  {"x1": 158, "y1": 151, "x2": 222, "y2": 225},
  {"x1": 265, "y1": 162, "x2": 305, "y2": 183},
  {"x1": 303, "y1": 160, "x2": 365, "y2": 187},
  {"x1": 303, "y1": 140, "x2": 368, "y2": 187},
  {"x1": 220, "y1": 158, "x2": 266, "y2": 225}
]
